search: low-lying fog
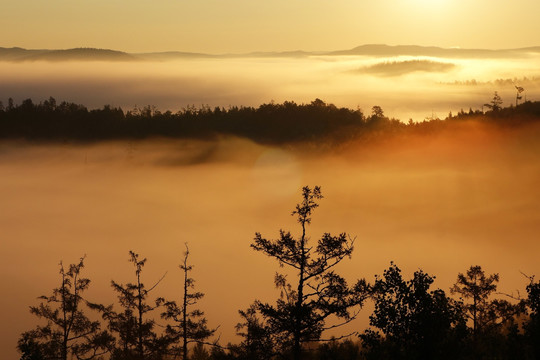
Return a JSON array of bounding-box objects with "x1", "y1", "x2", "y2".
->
[
  {"x1": 1, "y1": 54, "x2": 539, "y2": 120},
  {"x1": 1, "y1": 122, "x2": 540, "y2": 358}
]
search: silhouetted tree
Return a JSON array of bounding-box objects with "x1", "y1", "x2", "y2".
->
[
  {"x1": 451, "y1": 265, "x2": 522, "y2": 358},
  {"x1": 18, "y1": 256, "x2": 112, "y2": 360},
  {"x1": 451, "y1": 265, "x2": 499, "y2": 338},
  {"x1": 43, "y1": 97, "x2": 57, "y2": 112},
  {"x1": 98, "y1": 251, "x2": 168, "y2": 360},
  {"x1": 316, "y1": 338, "x2": 361, "y2": 360},
  {"x1": 360, "y1": 263, "x2": 466, "y2": 360},
  {"x1": 524, "y1": 276, "x2": 540, "y2": 358},
  {"x1": 160, "y1": 244, "x2": 215, "y2": 360},
  {"x1": 515, "y1": 85, "x2": 525, "y2": 107},
  {"x1": 371, "y1": 106, "x2": 385, "y2": 119},
  {"x1": 18, "y1": 334, "x2": 45, "y2": 360},
  {"x1": 247, "y1": 186, "x2": 369, "y2": 360},
  {"x1": 484, "y1": 92, "x2": 503, "y2": 112},
  {"x1": 233, "y1": 304, "x2": 275, "y2": 360}
]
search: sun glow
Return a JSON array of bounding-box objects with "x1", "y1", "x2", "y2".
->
[
  {"x1": 401, "y1": 0, "x2": 452, "y2": 16},
  {"x1": 412, "y1": 0, "x2": 448, "y2": 7}
]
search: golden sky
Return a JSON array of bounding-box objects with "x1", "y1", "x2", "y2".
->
[{"x1": 2, "y1": 0, "x2": 539, "y2": 53}]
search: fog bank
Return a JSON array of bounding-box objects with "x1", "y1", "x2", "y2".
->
[
  {"x1": 1, "y1": 54, "x2": 539, "y2": 121},
  {"x1": 1, "y1": 123, "x2": 539, "y2": 358}
]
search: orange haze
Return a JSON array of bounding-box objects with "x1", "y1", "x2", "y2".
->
[{"x1": 1, "y1": 122, "x2": 540, "y2": 358}]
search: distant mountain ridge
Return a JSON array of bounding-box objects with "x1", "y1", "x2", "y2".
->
[
  {"x1": 0, "y1": 47, "x2": 136, "y2": 62},
  {"x1": 1, "y1": 44, "x2": 539, "y2": 62},
  {"x1": 328, "y1": 44, "x2": 540, "y2": 58}
]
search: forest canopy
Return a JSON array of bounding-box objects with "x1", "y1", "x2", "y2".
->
[{"x1": 1, "y1": 96, "x2": 540, "y2": 144}]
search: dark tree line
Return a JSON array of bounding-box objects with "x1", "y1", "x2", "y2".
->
[
  {"x1": 0, "y1": 98, "x2": 365, "y2": 143},
  {"x1": 19, "y1": 187, "x2": 540, "y2": 360},
  {"x1": 2, "y1": 96, "x2": 540, "y2": 144}
]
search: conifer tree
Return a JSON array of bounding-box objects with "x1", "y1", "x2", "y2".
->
[
  {"x1": 100, "y1": 251, "x2": 168, "y2": 360},
  {"x1": 247, "y1": 186, "x2": 369, "y2": 360},
  {"x1": 451, "y1": 265, "x2": 499, "y2": 337},
  {"x1": 18, "y1": 256, "x2": 112, "y2": 360},
  {"x1": 160, "y1": 244, "x2": 215, "y2": 360},
  {"x1": 451, "y1": 265, "x2": 522, "y2": 358}
]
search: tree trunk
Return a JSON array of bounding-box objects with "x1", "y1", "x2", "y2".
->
[
  {"x1": 137, "y1": 272, "x2": 144, "y2": 359},
  {"x1": 293, "y1": 218, "x2": 307, "y2": 360},
  {"x1": 61, "y1": 271, "x2": 68, "y2": 360},
  {"x1": 183, "y1": 253, "x2": 188, "y2": 360}
]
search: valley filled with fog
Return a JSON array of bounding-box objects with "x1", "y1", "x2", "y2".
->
[
  {"x1": 2, "y1": 46, "x2": 540, "y2": 359},
  {"x1": 1, "y1": 49, "x2": 539, "y2": 121},
  {"x1": 2, "y1": 120, "x2": 540, "y2": 357}
]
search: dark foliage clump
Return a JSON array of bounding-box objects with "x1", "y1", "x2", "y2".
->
[{"x1": 3, "y1": 96, "x2": 540, "y2": 145}]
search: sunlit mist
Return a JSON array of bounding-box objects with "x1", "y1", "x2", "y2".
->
[
  {"x1": 1, "y1": 121, "x2": 540, "y2": 357},
  {"x1": 1, "y1": 52, "x2": 539, "y2": 121}
]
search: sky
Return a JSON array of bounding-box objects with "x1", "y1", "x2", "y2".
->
[{"x1": 2, "y1": 0, "x2": 540, "y2": 53}]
